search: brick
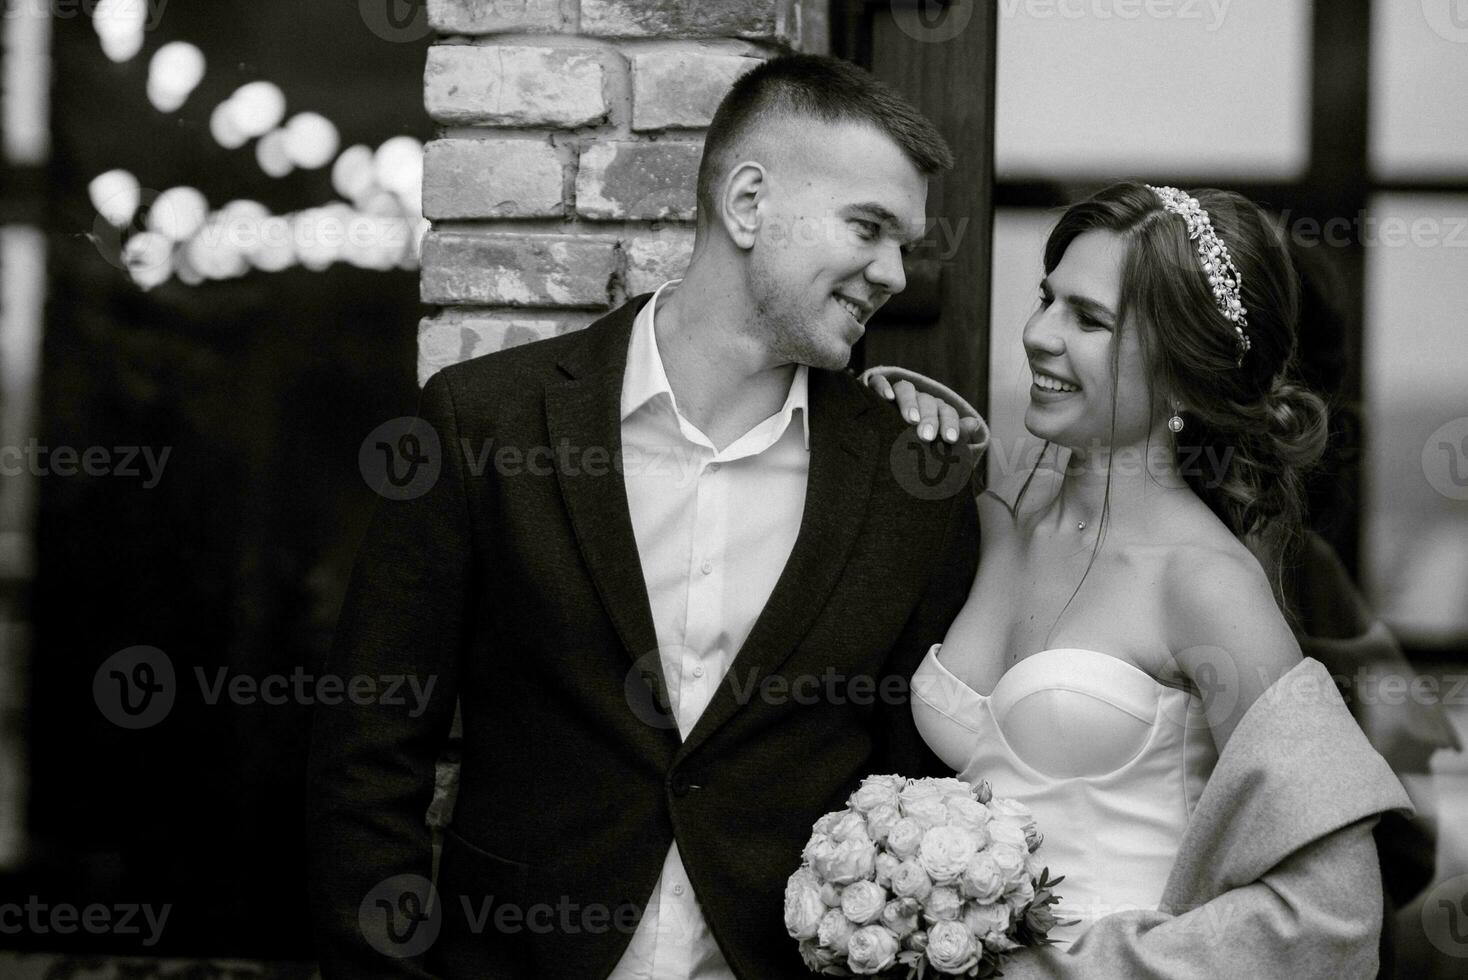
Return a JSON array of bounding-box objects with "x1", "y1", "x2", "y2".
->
[
  {"x1": 421, "y1": 232, "x2": 617, "y2": 307},
  {"x1": 418, "y1": 309, "x2": 596, "y2": 384},
  {"x1": 581, "y1": 0, "x2": 794, "y2": 42},
  {"x1": 624, "y1": 231, "x2": 695, "y2": 296},
  {"x1": 423, "y1": 139, "x2": 564, "y2": 219},
  {"x1": 428, "y1": 0, "x2": 565, "y2": 35},
  {"x1": 425, "y1": 44, "x2": 610, "y2": 127},
  {"x1": 575, "y1": 141, "x2": 702, "y2": 221},
  {"x1": 632, "y1": 50, "x2": 761, "y2": 130}
]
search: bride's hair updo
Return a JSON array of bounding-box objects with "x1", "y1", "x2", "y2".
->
[{"x1": 1038, "y1": 181, "x2": 1330, "y2": 604}]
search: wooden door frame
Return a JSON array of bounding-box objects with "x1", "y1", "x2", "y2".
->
[{"x1": 833, "y1": 0, "x2": 998, "y2": 422}]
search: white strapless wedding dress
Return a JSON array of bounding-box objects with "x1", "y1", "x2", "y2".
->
[{"x1": 911, "y1": 645, "x2": 1219, "y2": 947}]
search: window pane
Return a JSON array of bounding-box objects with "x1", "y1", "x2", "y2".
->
[
  {"x1": 1370, "y1": 0, "x2": 1468, "y2": 179},
  {"x1": 1362, "y1": 193, "x2": 1468, "y2": 644},
  {"x1": 996, "y1": 0, "x2": 1311, "y2": 180}
]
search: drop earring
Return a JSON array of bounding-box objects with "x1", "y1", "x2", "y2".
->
[{"x1": 1168, "y1": 402, "x2": 1185, "y2": 433}]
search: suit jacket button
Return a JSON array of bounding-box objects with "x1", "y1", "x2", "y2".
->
[{"x1": 670, "y1": 772, "x2": 690, "y2": 797}]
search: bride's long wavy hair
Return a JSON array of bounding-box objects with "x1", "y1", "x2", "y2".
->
[{"x1": 1014, "y1": 181, "x2": 1329, "y2": 626}]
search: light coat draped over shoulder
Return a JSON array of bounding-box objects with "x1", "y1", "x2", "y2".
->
[{"x1": 1001, "y1": 656, "x2": 1413, "y2": 980}]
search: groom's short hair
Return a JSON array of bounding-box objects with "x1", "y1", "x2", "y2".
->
[{"x1": 695, "y1": 54, "x2": 953, "y2": 227}]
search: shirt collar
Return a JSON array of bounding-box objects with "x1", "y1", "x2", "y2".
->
[{"x1": 620, "y1": 279, "x2": 811, "y2": 451}]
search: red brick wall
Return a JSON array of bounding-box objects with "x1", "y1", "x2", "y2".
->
[{"x1": 417, "y1": 0, "x2": 828, "y2": 384}]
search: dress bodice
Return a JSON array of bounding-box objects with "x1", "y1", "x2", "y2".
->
[{"x1": 911, "y1": 645, "x2": 1219, "y2": 946}]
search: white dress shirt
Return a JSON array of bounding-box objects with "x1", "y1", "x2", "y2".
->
[{"x1": 607, "y1": 280, "x2": 811, "y2": 980}]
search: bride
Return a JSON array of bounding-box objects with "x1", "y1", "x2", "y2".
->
[{"x1": 867, "y1": 182, "x2": 1410, "y2": 975}]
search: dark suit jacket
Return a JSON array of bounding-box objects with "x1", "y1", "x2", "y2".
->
[{"x1": 307, "y1": 295, "x2": 980, "y2": 979}]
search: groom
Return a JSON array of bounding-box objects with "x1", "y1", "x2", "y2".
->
[{"x1": 307, "y1": 54, "x2": 979, "y2": 979}]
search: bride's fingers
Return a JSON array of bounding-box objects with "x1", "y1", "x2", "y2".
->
[
  {"x1": 916, "y1": 392, "x2": 943, "y2": 441},
  {"x1": 893, "y1": 380, "x2": 921, "y2": 425},
  {"x1": 937, "y1": 402, "x2": 962, "y2": 443},
  {"x1": 867, "y1": 372, "x2": 895, "y2": 400}
]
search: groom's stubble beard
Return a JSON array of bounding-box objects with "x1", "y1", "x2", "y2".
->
[{"x1": 748, "y1": 255, "x2": 853, "y2": 371}]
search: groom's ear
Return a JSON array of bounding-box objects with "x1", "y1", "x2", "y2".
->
[{"x1": 720, "y1": 160, "x2": 766, "y2": 251}]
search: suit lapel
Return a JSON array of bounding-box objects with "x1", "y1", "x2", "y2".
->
[
  {"x1": 545, "y1": 298, "x2": 663, "y2": 669},
  {"x1": 676, "y1": 370, "x2": 880, "y2": 761}
]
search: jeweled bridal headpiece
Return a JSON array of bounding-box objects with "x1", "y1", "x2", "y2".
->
[{"x1": 1147, "y1": 185, "x2": 1253, "y2": 366}]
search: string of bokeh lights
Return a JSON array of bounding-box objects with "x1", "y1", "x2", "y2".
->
[{"x1": 85, "y1": 0, "x2": 428, "y2": 290}]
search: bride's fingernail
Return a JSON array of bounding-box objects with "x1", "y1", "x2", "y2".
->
[
  {"x1": 945, "y1": 427, "x2": 958, "y2": 442},
  {"x1": 920, "y1": 424, "x2": 934, "y2": 440},
  {"x1": 906, "y1": 409, "x2": 920, "y2": 423}
]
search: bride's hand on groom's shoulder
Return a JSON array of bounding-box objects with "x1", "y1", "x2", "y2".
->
[{"x1": 860, "y1": 365, "x2": 990, "y2": 455}]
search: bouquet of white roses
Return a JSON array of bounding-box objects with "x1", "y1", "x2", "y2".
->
[{"x1": 784, "y1": 775, "x2": 1067, "y2": 978}]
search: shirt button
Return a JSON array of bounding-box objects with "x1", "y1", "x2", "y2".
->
[
  {"x1": 673, "y1": 884, "x2": 686, "y2": 897},
  {"x1": 693, "y1": 665, "x2": 705, "y2": 678},
  {"x1": 700, "y1": 560, "x2": 713, "y2": 575},
  {"x1": 707, "y1": 462, "x2": 721, "y2": 473}
]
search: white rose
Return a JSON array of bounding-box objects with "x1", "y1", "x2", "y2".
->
[
  {"x1": 959, "y1": 851, "x2": 1005, "y2": 904},
  {"x1": 918, "y1": 825, "x2": 978, "y2": 886},
  {"x1": 988, "y1": 797, "x2": 1037, "y2": 833},
  {"x1": 945, "y1": 796, "x2": 992, "y2": 837},
  {"x1": 802, "y1": 832, "x2": 830, "y2": 866},
  {"x1": 821, "y1": 882, "x2": 844, "y2": 908},
  {"x1": 889, "y1": 859, "x2": 933, "y2": 901},
  {"x1": 831, "y1": 810, "x2": 873, "y2": 845},
  {"x1": 818, "y1": 908, "x2": 855, "y2": 952},
  {"x1": 846, "y1": 925, "x2": 901, "y2": 975},
  {"x1": 987, "y1": 819, "x2": 1028, "y2": 851},
  {"x1": 922, "y1": 885, "x2": 963, "y2": 922},
  {"x1": 886, "y1": 817, "x2": 924, "y2": 860},
  {"x1": 841, "y1": 879, "x2": 888, "y2": 925},
  {"x1": 799, "y1": 938, "x2": 841, "y2": 972},
  {"x1": 784, "y1": 871, "x2": 826, "y2": 940},
  {"x1": 850, "y1": 777, "x2": 902, "y2": 814},
  {"x1": 880, "y1": 897, "x2": 921, "y2": 939},
  {"x1": 925, "y1": 919, "x2": 980, "y2": 974},
  {"x1": 874, "y1": 852, "x2": 901, "y2": 889},
  {"x1": 927, "y1": 777, "x2": 976, "y2": 801},
  {"x1": 865, "y1": 803, "x2": 902, "y2": 844},
  {"x1": 813, "y1": 837, "x2": 877, "y2": 885},
  {"x1": 813, "y1": 810, "x2": 843, "y2": 835},
  {"x1": 989, "y1": 843, "x2": 1029, "y2": 887},
  {"x1": 899, "y1": 778, "x2": 945, "y2": 808},
  {"x1": 963, "y1": 901, "x2": 1011, "y2": 937},
  {"x1": 904, "y1": 795, "x2": 951, "y2": 831}
]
